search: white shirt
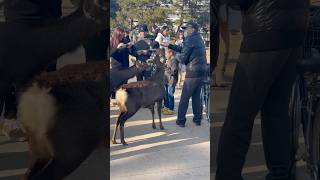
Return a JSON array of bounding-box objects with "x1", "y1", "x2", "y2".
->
[{"x1": 155, "y1": 33, "x2": 170, "y2": 48}]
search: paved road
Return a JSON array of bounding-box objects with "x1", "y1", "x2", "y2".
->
[
  {"x1": 0, "y1": 137, "x2": 107, "y2": 180},
  {"x1": 110, "y1": 86, "x2": 210, "y2": 180}
]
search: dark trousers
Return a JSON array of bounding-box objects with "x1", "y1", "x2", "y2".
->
[
  {"x1": 215, "y1": 48, "x2": 301, "y2": 180},
  {"x1": 0, "y1": 86, "x2": 17, "y2": 119},
  {"x1": 177, "y1": 77, "x2": 203, "y2": 124},
  {"x1": 164, "y1": 84, "x2": 176, "y2": 110}
]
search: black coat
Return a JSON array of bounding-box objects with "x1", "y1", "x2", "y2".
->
[
  {"x1": 4, "y1": 0, "x2": 62, "y2": 24},
  {"x1": 110, "y1": 46, "x2": 137, "y2": 69},
  {"x1": 227, "y1": 0, "x2": 309, "y2": 52},
  {"x1": 168, "y1": 32, "x2": 207, "y2": 78},
  {"x1": 84, "y1": 30, "x2": 108, "y2": 62}
]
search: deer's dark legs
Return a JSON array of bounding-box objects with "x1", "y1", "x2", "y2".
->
[
  {"x1": 119, "y1": 112, "x2": 135, "y2": 145},
  {"x1": 112, "y1": 112, "x2": 123, "y2": 144},
  {"x1": 157, "y1": 101, "x2": 164, "y2": 130},
  {"x1": 27, "y1": 156, "x2": 87, "y2": 180},
  {"x1": 0, "y1": 82, "x2": 11, "y2": 112},
  {"x1": 24, "y1": 158, "x2": 51, "y2": 180},
  {"x1": 148, "y1": 104, "x2": 156, "y2": 129}
]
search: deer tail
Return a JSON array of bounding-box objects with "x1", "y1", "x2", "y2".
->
[
  {"x1": 18, "y1": 83, "x2": 57, "y2": 159},
  {"x1": 115, "y1": 88, "x2": 128, "y2": 112}
]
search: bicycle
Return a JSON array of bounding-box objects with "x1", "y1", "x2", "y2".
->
[
  {"x1": 290, "y1": 6, "x2": 320, "y2": 180},
  {"x1": 201, "y1": 64, "x2": 211, "y2": 122}
]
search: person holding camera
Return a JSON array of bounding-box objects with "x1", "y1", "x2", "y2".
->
[
  {"x1": 134, "y1": 24, "x2": 155, "y2": 81},
  {"x1": 162, "y1": 21, "x2": 207, "y2": 127},
  {"x1": 110, "y1": 27, "x2": 137, "y2": 69}
]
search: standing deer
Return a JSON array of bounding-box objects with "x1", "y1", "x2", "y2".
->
[
  {"x1": 112, "y1": 54, "x2": 166, "y2": 145},
  {"x1": 18, "y1": 61, "x2": 107, "y2": 180},
  {"x1": 0, "y1": 0, "x2": 107, "y2": 117}
]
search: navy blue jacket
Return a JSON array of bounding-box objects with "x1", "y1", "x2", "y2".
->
[{"x1": 168, "y1": 32, "x2": 207, "y2": 78}]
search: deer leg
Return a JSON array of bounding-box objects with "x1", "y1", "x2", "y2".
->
[
  {"x1": 149, "y1": 105, "x2": 156, "y2": 129},
  {"x1": 119, "y1": 112, "x2": 135, "y2": 145},
  {"x1": 119, "y1": 121, "x2": 127, "y2": 146},
  {"x1": 24, "y1": 158, "x2": 52, "y2": 180},
  {"x1": 112, "y1": 112, "x2": 123, "y2": 144},
  {"x1": 157, "y1": 101, "x2": 164, "y2": 130},
  {"x1": 27, "y1": 156, "x2": 87, "y2": 180}
]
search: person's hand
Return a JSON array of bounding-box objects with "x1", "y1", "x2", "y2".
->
[
  {"x1": 161, "y1": 42, "x2": 170, "y2": 47},
  {"x1": 127, "y1": 42, "x2": 134, "y2": 48},
  {"x1": 137, "y1": 50, "x2": 148, "y2": 55},
  {"x1": 117, "y1": 43, "x2": 125, "y2": 48}
]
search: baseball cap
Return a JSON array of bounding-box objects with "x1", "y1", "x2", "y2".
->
[
  {"x1": 138, "y1": 24, "x2": 148, "y2": 32},
  {"x1": 181, "y1": 21, "x2": 199, "y2": 30}
]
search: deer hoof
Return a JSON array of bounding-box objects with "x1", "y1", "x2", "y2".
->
[
  {"x1": 112, "y1": 140, "x2": 117, "y2": 144},
  {"x1": 160, "y1": 126, "x2": 165, "y2": 130},
  {"x1": 152, "y1": 124, "x2": 156, "y2": 129},
  {"x1": 121, "y1": 141, "x2": 128, "y2": 146}
]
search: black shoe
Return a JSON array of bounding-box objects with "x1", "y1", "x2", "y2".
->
[{"x1": 176, "y1": 121, "x2": 185, "y2": 127}]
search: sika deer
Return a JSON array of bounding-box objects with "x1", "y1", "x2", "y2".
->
[
  {"x1": 112, "y1": 55, "x2": 166, "y2": 145},
  {"x1": 18, "y1": 61, "x2": 107, "y2": 180},
  {"x1": 0, "y1": 0, "x2": 107, "y2": 118}
]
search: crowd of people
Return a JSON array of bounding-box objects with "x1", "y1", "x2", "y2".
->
[{"x1": 110, "y1": 21, "x2": 209, "y2": 126}]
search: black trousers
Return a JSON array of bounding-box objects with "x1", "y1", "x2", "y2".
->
[
  {"x1": 0, "y1": 86, "x2": 17, "y2": 119},
  {"x1": 215, "y1": 48, "x2": 301, "y2": 180},
  {"x1": 177, "y1": 77, "x2": 204, "y2": 124}
]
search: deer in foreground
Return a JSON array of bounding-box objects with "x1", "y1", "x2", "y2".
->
[
  {"x1": 112, "y1": 53, "x2": 166, "y2": 145},
  {"x1": 18, "y1": 61, "x2": 107, "y2": 180},
  {"x1": 0, "y1": 0, "x2": 107, "y2": 117}
]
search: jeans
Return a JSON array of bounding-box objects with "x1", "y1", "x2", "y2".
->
[
  {"x1": 177, "y1": 77, "x2": 203, "y2": 124},
  {"x1": 215, "y1": 48, "x2": 301, "y2": 180},
  {"x1": 164, "y1": 84, "x2": 176, "y2": 110}
]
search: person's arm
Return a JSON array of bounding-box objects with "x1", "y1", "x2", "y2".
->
[
  {"x1": 110, "y1": 47, "x2": 118, "y2": 57},
  {"x1": 168, "y1": 44, "x2": 183, "y2": 53},
  {"x1": 128, "y1": 45, "x2": 138, "y2": 57},
  {"x1": 169, "y1": 39, "x2": 193, "y2": 65}
]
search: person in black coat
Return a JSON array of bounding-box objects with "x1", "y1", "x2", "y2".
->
[
  {"x1": 110, "y1": 27, "x2": 138, "y2": 69},
  {"x1": 215, "y1": 0, "x2": 309, "y2": 179},
  {"x1": 1, "y1": 0, "x2": 63, "y2": 140},
  {"x1": 163, "y1": 21, "x2": 207, "y2": 127},
  {"x1": 84, "y1": 29, "x2": 107, "y2": 62},
  {"x1": 134, "y1": 24, "x2": 155, "y2": 81},
  {"x1": 3, "y1": 0, "x2": 62, "y2": 25}
]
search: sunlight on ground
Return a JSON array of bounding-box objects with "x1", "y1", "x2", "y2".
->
[
  {"x1": 111, "y1": 138, "x2": 193, "y2": 156},
  {"x1": 111, "y1": 131, "x2": 167, "y2": 145},
  {"x1": 110, "y1": 113, "x2": 195, "y2": 127}
]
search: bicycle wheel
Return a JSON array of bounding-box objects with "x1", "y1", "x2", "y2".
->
[
  {"x1": 204, "y1": 83, "x2": 210, "y2": 122},
  {"x1": 289, "y1": 76, "x2": 304, "y2": 178}
]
